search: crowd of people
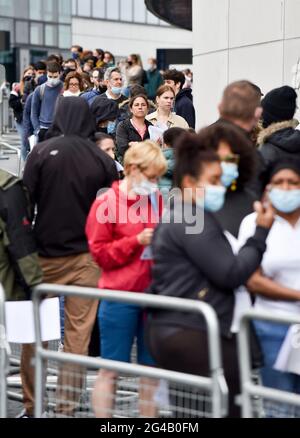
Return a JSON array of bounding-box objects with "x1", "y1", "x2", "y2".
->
[{"x1": 1, "y1": 45, "x2": 300, "y2": 419}]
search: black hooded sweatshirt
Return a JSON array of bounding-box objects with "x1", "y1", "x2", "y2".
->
[
  {"x1": 174, "y1": 88, "x2": 196, "y2": 129},
  {"x1": 23, "y1": 97, "x2": 118, "y2": 257}
]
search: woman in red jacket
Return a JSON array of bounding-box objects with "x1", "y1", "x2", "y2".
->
[{"x1": 86, "y1": 140, "x2": 167, "y2": 418}]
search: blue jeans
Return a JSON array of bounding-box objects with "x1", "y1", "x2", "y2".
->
[{"x1": 254, "y1": 320, "x2": 300, "y2": 417}]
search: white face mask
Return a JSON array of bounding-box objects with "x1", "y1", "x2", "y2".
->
[
  {"x1": 64, "y1": 90, "x2": 80, "y2": 97},
  {"x1": 47, "y1": 76, "x2": 60, "y2": 87},
  {"x1": 132, "y1": 180, "x2": 158, "y2": 196}
]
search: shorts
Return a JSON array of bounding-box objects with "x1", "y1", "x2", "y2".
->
[{"x1": 98, "y1": 301, "x2": 155, "y2": 366}]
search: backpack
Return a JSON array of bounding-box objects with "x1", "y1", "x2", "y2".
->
[{"x1": 39, "y1": 83, "x2": 46, "y2": 100}]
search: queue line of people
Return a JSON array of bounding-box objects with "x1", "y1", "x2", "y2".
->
[{"x1": 2, "y1": 47, "x2": 300, "y2": 419}]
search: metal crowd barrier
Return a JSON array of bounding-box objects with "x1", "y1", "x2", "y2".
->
[
  {"x1": 0, "y1": 284, "x2": 10, "y2": 418},
  {"x1": 0, "y1": 140, "x2": 22, "y2": 178},
  {"x1": 33, "y1": 284, "x2": 229, "y2": 419},
  {"x1": 238, "y1": 309, "x2": 300, "y2": 418}
]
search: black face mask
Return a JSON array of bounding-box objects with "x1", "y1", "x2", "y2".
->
[
  {"x1": 24, "y1": 75, "x2": 34, "y2": 82},
  {"x1": 127, "y1": 61, "x2": 133, "y2": 66},
  {"x1": 64, "y1": 67, "x2": 76, "y2": 75},
  {"x1": 97, "y1": 127, "x2": 108, "y2": 134}
]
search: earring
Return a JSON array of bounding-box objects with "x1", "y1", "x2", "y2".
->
[{"x1": 231, "y1": 180, "x2": 237, "y2": 192}]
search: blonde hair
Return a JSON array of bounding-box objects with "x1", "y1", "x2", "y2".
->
[{"x1": 124, "y1": 141, "x2": 167, "y2": 177}]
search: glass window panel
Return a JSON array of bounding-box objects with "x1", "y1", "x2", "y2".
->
[
  {"x1": 106, "y1": 0, "x2": 119, "y2": 20},
  {"x1": 77, "y1": 0, "x2": 91, "y2": 16},
  {"x1": 45, "y1": 24, "x2": 57, "y2": 46},
  {"x1": 72, "y1": 0, "x2": 77, "y2": 15},
  {"x1": 133, "y1": 0, "x2": 146, "y2": 23},
  {"x1": 16, "y1": 21, "x2": 29, "y2": 44},
  {"x1": 58, "y1": 24, "x2": 71, "y2": 49},
  {"x1": 29, "y1": 0, "x2": 42, "y2": 20},
  {"x1": 0, "y1": 0, "x2": 13, "y2": 17},
  {"x1": 0, "y1": 17, "x2": 14, "y2": 44},
  {"x1": 30, "y1": 22, "x2": 43, "y2": 45},
  {"x1": 59, "y1": 0, "x2": 72, "y2": 23},
  {"x1": 92, "y1": 0, "x2": 105, "y2": 18},
  {"x1": 120, "y1": 0, "x2": 132, "y2": 22},
  {"x1": 14, "y1": 0, "x2": 29, "y2": 19}
]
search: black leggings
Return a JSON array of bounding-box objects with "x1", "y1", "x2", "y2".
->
[{"x1": 146, "y1": 324, "x2": 241, "y2": 418}]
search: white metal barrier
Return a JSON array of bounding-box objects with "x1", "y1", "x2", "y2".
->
[
  {"x1": 33, "y1": 284, "x2": 229, "y2": 419},
  {"x1": 238, "y1": 309, "x2": 300, "y2": 418}
]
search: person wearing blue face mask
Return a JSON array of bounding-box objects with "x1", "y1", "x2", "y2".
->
[
  {"x1": 91, "y1": 68, "x2": 127, "y2": 136},
  {"x1": 197, "y1": 123, "x2": 258, "y2": 238},
  {"x1": 238, "y1": 160, "x2": 300, "y2": 416},
  {"x1": 146, "y1": 131, "x2": 275, "y2": 418}
]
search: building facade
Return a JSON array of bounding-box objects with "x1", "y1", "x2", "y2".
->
[
  {"x1": 72, "y1": 0, "x2": 192, "y2": 66},
  {"x1": 0, "y1": 0, "x2": 72, "y2": 82},
  {"x1": 193, "y1": 0, "x2": 300, "y2": 127}
]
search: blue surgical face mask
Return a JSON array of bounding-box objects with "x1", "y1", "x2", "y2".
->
[
  {"x1": 203, "y1": 185, "x2": 226, "y2": 213},
  {"x1": 221, "y1": 162, "x2": 239, "y2": 188},
  {"x1": 47, "y1": 76, "x2": 60, "y2": 87},
  {"x1": 111, "y1": 86, "x2": 122, "y2": 95},
  {"x1": 269, "y1": 188, "x2": 300, "y2": 213},
  {"x1": 107, "y1": 121, "x2": 117, "y2": 135},
  {"x1": 132, "y1": 180, "x2": 158, "y2": 196}
]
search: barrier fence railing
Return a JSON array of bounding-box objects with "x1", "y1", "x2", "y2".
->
[
  {"x1": 33, "y1": 284, "x2": 229, "y2": 419},
  {"x1": 0, "y1": 140, "x2": 22, "y2": 177},
  {"x1": 0, "y1": 284, "x2": 10, "y2": 419},
  {"x1": 238, "y1": 309, "x2": 300, "y2": 418}
]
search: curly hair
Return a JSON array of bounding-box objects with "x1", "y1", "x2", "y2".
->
[
  {"x1": 197, "y1": 122, "x2": 257, "y2": 190},
  {"x1": 64, "y1": 71, "x2": 85, "y2": 92}
]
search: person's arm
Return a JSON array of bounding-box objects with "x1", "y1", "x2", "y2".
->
[
  {"x1": 86, "y1": 199, "x2": 142, "y2": 270},
  {"x1": 30, "y1": 87, "x2": 42, "y2": 134},
  {"x1": 247, "y1": 269, "x2": 300, "y2": 301},
  {"x1": 181, "y1": 203, "x2": 274, "y2": 291},
  {"x1": 2, "y1": 182, "x2": 43, "y2": 298},
  {"x1": 176, "y1": 99, "x2": 196, "y2": 129},
  {"x1": 116, "y1": 122, "x2": 130, "y2": 160},
  {"x1": 22, "y1": 146, "x2": 41, "y2": 206},
  {"x1": 9, "y1": 93, "x2": 23, "y2": 113}
]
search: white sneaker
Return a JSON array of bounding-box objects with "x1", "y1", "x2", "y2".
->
[{"x1": 16, "y1": 409, "x2": 34, "y2": 419}]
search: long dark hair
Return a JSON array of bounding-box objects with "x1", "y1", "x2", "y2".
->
[
  {"x1": 174, "y1": 132, "x2": 220, "y2": 189},
  {"x1": 197, "y1": 122, "x2": 257, "y2": 190}
]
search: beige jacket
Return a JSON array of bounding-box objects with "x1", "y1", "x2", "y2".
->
[{"x1": 146, "y1": 110, "x2": 189, "y2": 129}]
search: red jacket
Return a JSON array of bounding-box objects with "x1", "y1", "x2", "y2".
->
[{"x1": 86, "y1": 181, "x2": 163, "y2": 292}]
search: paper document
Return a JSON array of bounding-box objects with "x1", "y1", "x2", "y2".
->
[
  {"x1": 224, "y1": 231, "x2": 253, "y2": 333},
  {"x1": 149, "y1": 126, "x2": 166, "y2": 143},
  {"x1": 274, "y1": 324, "x2": 300, "y2": 375},
  {"x1": 5, "y1": 298, "x2": 61, "y2": 344},
  {"x1": 28, "y1": 135, "x2": 38, "y2": 151}
]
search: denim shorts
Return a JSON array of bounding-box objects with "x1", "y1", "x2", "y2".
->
[{"x1": 98, "y1": 301, "x2": 155, "y2": 366}]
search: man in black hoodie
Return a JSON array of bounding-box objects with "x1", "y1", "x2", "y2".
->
[
  {"x1": 164, "y1": 69, "x2": 196, "y2": 129},
  {"x1": 22, "y1": 97, "x2": 118, "y2": 417}
]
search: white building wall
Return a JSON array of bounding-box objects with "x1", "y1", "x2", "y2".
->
[
  {"x1": 72, "y1": 18, "x2": 192, "y2": 65},
  {"x1": 193, "y1": 0, "x2": 300, "y2": 128}
]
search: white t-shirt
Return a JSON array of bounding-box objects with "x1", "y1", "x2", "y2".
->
[{"x1": 238, "y1": 213, "x2": 300, "y2": 316}]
